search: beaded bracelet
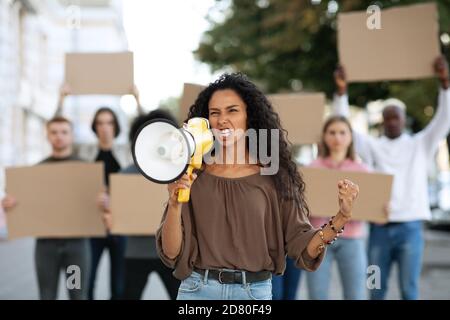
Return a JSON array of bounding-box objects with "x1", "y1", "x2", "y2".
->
[
  {"x1": 319, "y1": 222, "x2": 343, "y2": 245},
  {"x1": 319, "y1": 226, "x2": 337, "y2": 245},
  {"x1": 317, "y1": 230, "x2": 326, "y2": 254},
  {"x1": 329, "y1": 216, "x2": 345, "y2": 234}
]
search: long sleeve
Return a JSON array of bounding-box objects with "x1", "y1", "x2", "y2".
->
[
  {"x1": 155, "y1": 202, "x2": 200, "y2": 281},
  {"x1": 53, "y1": 105, "x2": 63, "y2": 118},
  {"x1": 417, "y1": 88, "x2": 450, "y2": 154},
  {"x1": 332, "y1": 93, "x2": 351, "y2": 117},
  {"x1": 52, "y1": 94, "x2": 65, "y2": 118},
  {"x1": 156, "y1": 205, "x2": 184, "y2": 268},
  {"x1": 281, "y1": 199, "x2": 325, "y2": 272}
]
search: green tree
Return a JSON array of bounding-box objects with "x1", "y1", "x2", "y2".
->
[{"x1": 195, "y1": 0, "x2": 450, "y2": 131}]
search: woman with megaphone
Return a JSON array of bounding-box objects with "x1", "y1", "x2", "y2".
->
[{"x1": 154, "y1": 73, "x2": 359, "y2": 300}]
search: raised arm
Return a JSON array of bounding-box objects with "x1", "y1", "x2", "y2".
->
[
  {"x1": 283, "y1": 179, "x2": 359, "y2": 272},
  {"x1": 332, "y1": 65, "x2": 351, "y2": 117},
  {"x1": 331, "y1": 66, "x2": 375, "y2": 167},
  {"x1": 132, "y1": 85, "x2": 145, "y2": 116},
  {"x1": 305, "y1": 180, "x2": 359, "y2": 259},
  {"x1": 53, "y1": 83, "x2": 71, "y2": 118},
  {"x1": 418, "y1": 56, "x2": 450, "y2": 153},
  {"x1": 158, "y1": 173, "x2": 197, "y2": 261}
]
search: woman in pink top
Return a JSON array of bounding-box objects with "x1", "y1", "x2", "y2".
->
[{"x1": 306, "y1": 115, "x2": 368, "y2": 300}]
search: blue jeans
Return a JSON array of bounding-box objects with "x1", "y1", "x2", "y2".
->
[
  {"x1": 307, "y1": 238, "x2": 367, "y2": 300},
  {"x1": 272, "y1": 257, "x2": 301, "y2": 300},
  {"x1": 177, "y1": 271, "x2": 272, "y2": 300},
  {"x1": 368, "y1": 221, "x2": 424, "y2": 300},
  {"x1": 88, "y1": 235, "x2": 127, "y2": 300}
]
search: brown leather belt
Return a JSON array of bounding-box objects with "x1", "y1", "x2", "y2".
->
[{"x1": 194, "y1": 268, "x2": 271, "y2": 284}]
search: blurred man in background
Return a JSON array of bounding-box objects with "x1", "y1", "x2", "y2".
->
[
  {"x1": 1, "y1": 117, "x2": 91, "y2": 300},
  {"x1": 332, "y1": 56, "x2": 450, "y2": 300}
]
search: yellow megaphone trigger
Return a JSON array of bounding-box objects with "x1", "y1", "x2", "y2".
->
[{"x1": 177, "y1": 118, "x2": 214, "y2": 203}]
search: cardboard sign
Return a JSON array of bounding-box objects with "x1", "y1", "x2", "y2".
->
[
  {"x1": 300, "y1": 167, "x2": 393, "y2": 223},
  {"x1": 179, "y1": 83, "x2": 206, "y2": 123},
  {"x1": 179, "y1": 84, "x2": 325, "y2": 144},
  {"x1": 65, "y1": 52, "x2": 134, "y2": 95},
  {"x1": 5, "y1": 162, "x2": 106, "y2": 239},
  {"x1": 268, "y1": 93, "x2": 326, "y2": 145},
  {"x1": 338, "y1": 3, "x2": 440, "y2": 82},
  {"x1": 110, "y1": 174, "x2": 167, "y2": 235}
]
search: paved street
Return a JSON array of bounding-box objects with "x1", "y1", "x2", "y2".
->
[{"x1": 0, "y1": 228, "x2": 449, "y2": 300}]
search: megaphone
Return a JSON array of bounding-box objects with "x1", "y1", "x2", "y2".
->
[{"x1": 132, "y1": 117, "x2": 214, "y2": 202}]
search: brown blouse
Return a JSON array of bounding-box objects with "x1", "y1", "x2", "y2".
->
[{"x1": 156, "y1": 170, "x2": 325, "y2": 280}]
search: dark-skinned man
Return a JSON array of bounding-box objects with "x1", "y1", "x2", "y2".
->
[{"x1": 332, "y1": 56, "x2": 450, "y2": 300}]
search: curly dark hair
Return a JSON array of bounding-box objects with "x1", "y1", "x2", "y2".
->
[{"x1": 186, "y1": 73, "x2": 309, "y2": 214}]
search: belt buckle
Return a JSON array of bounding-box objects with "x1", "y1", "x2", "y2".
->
[{"x1": 218, "y1": 271, "x2": 226, "y2": 284}]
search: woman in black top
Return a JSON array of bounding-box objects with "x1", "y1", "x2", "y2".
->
[
  {"x1": 54, "y1": 84, "x2": 141, "y2": 299},
  {"x1": 92, "y1": 108, "x2": 122, "y2": 186},
  {"x1": 88, "y1": 107, "x2": 126, "y2": 300}
]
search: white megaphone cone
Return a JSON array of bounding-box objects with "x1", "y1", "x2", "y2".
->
[{"x1": 132, "y1": 117, "x2": 214, "y2": 202}]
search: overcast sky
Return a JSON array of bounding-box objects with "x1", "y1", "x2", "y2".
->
[{"x1": 123, "y1": 0, "x2": 219, "y2": 112}]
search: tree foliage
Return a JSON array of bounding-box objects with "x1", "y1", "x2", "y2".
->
[{"x1": 195, "y1": 0, "x2": 450, "y2": 131}]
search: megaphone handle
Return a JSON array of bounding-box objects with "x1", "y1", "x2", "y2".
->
[{"x1": 178, "y1": 165, "x2": 194, "y2": 203}]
